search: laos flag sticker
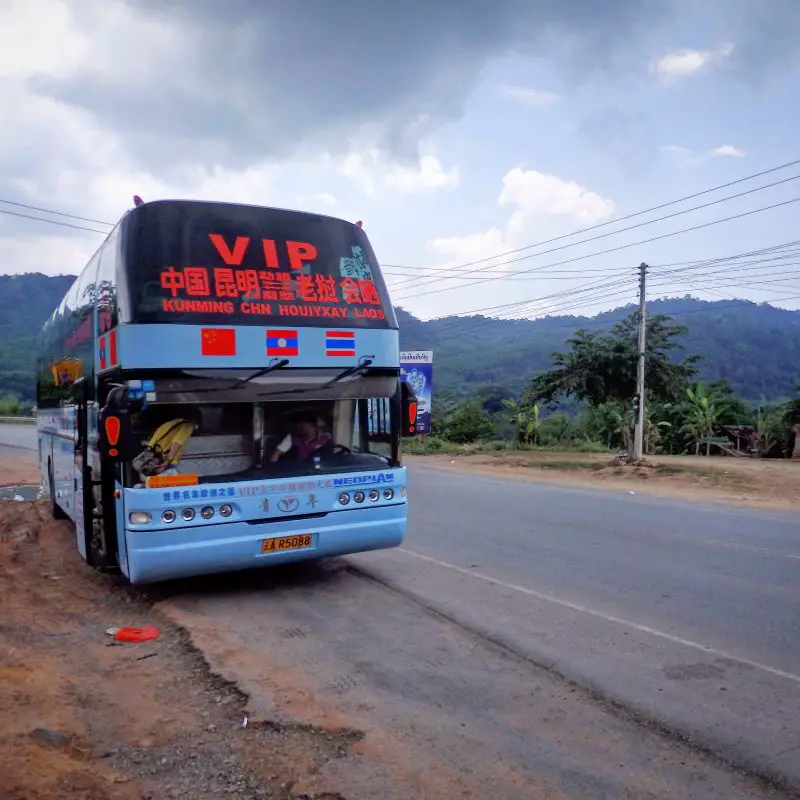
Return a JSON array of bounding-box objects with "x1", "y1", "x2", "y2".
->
[{"x1": 266, "y1": 329, "x2": 299, "y2": 357}]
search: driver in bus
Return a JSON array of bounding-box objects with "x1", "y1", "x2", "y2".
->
[{"x1": 269, "y1": 412, "x2": 332, "y2": 462}]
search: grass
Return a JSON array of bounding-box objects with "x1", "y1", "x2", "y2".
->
[
  {"x1": 403, "y1": 437, "x2": 611, "y2": 456},
  {"x1": 404, "y1": 440, "x2": 761, "y2": 484}
]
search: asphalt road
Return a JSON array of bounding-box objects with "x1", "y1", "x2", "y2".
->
[
  {"x1": 3, "y1": 423, "x2": 798, "y2": 799},
  {"x1": 0, "y1": 422, "x2": 37, "y2": 451}
]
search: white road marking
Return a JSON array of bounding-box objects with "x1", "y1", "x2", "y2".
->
[
  {"x1": 398, "y1": 548, "x2": 800, "y2": 685},
  {"x1": 694, "y1": 538, "x2": 800, "y2": 560}
]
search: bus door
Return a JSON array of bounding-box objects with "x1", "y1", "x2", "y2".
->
[{"x1": 71, "y1": 378, "x2": 90, "y2": 560}]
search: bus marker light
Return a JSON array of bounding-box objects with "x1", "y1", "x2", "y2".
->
[
  {"x1": 146, "y1": 473, "x2": 199, "y2": 488},
  {"x1": 368, "y1": 490, "x2": 379, "y2": 501},
  {"x1": 219, "y1": 504, "x2": 233, "y2": 517},
  {"x1": 201, "y1": 506, "x2": 214, "y2": 519},
  {"x1": 182, "y1": 508, "x2": 196, "y2": 521},
  {"x1": 383, "y1": 489, "x2": 394, "y2": 500},
  {"x1": 354, "y1": 491, "x2": 365, "y2": 503},
  {"x1": 104, "y1": 415, "x2": 121, "y2": 446},
  {"x1": 162, "y1": 510, "x2": 176, "y2": 523},
  {"x1": 129, "y1": 511, "x2": 152, "y2": 525},
  {"x1": 338, "y1": 492, "x2": 350, "y2": 505}
]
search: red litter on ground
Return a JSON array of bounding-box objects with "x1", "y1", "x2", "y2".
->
[{"x1": 111, "y1": 626, "x2": 161, "y2": 643}]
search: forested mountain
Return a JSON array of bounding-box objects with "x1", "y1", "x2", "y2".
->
[
  {"x1": 0, "y1": 273, "x2": 74, "y2": 403},
  {"x1": 397, "y1": 297, "x2": 800, "y2": 403},
  {"x1": 1, "y1": 273, "x2": 799, "y2": 404}
]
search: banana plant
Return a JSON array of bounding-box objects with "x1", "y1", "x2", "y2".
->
[{"x1": 502, "y1": 398, "x2": 540, "y2": 446}]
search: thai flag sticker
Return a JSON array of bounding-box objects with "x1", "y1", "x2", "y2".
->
[
  {"x1": 266, "y1": 329, "x2": 299, "y2": 357},
  {"x1": 325, "y1": 330, "x2": 356, "y2": 357}
]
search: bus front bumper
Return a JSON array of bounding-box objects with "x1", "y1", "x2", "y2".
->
[{"x1": 122, "y1": 503, "x2": 406, "y2": 584}]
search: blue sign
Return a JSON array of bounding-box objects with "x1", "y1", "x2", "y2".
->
[{"x1": 400, "y1": 351, "x2": 432, "y2": 434}]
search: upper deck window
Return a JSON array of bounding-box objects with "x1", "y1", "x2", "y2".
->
[{"x1": 119, "y1": 201, "x2": 397, "y2": 330}]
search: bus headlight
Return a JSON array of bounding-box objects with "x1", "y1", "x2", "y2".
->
[
  {"x1": 200, "y1": 506, "x2": 214, "y2": 519},
  {"x1": 368, "y1": 490, "x2": 380, "y2": 502},
  {"x1": 182, "y1": 508, "x2": 195, "y2": 521},
  {"x1": 129, "y1": 511, "x2": 151, "y2": 525},
  {"x1": 219, "y1": 504, "x2": 233, "y2": 517},
  {"x1": 338, "y1": 492, "x2": 350, "y2": 505},
  {"x1": 162, "y1": 510, "x2": 176, "y2": 523},
  {"x1": 383, "y1": 489, "x2": 394, "y2": 500},
  {"x1": 353, "y1": 491, "x2": 365, "y2": 503}
]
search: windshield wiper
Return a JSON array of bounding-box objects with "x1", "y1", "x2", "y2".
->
[
  {"x1": 230, "y1": 358, "x2": 290, "y2": 389},
  {"x1": 156, "y1": 358, "x2": 290, "y2": 396},
  {"x1": 257, "y1": 355, "x2": 374, "y2": 399}
]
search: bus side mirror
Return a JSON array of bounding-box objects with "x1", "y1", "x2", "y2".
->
[
  {"x1": 99, "y1": 386, "x2": 131, "y2": 461},
  {"x1": 400, "y1": 381, "x2": 418, "y2": 438}
]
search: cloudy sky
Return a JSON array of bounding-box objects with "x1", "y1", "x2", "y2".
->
[{"x1": 2, "y1": 0, "x2": 800, "y2": 322}]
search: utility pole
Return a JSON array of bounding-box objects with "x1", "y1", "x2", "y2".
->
[{"x1": 632, "y1": 262, "x2": 648, "y2": 461}]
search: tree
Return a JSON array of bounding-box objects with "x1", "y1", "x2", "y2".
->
[
  {"x1": 476, "y1": 384, "x2": 515, "y2": 414},
  {"x1": 681, "y1": 384, "x2": 720, "y2": 456},
  {"x1": 527, "y1": 314, "x2": 699, "y2": 454},
  {"x1": 440, "y1": 399, "x2": 494, "y2": 444},
  {"x1": 587, "y1": 401, "x2": 625, "y2": 449},
  {"x1": 754, "y1": 405, "x2": 786, "y2": 457},
  {"x1": 782, "y1": 380, "x2": 800, "y2": 428},
  {"x1": 501, "y1": 398, "x2": 540, "y2": 445},
  {"x1": 528, "y1": 314, "x2": 698, "y2": 409}
]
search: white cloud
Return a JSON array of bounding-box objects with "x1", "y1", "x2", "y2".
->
[
  {"x1": 429, "y1": 227, "x2": 507, "y2": 268},
  {"x1": 385, "y1": 156, "x2": 459, "y2": 194},
  {"x1": 711, "y1": 144, "x2": 745, "y2": 158},
  {"x1": 650, "y1": 42, "x2": 734, "y2": 83},
  {"x1": 498, "y1": 85, "x2": 561, "y2": 107},
  {"x1": 499, "y1": 168, "x2": 614, "y2": 229},
  {"x1": 425, "y1": 168, "x2": 614, "y2": 275},
  {"x1": 338, "y1": 149, "x2": 458, "y2": 196},
  {"x1": 661, "y1": 143, "x2": 747, "y2": 167},
  {"x1": 0, "y1": 0, "x2": 87, "y2": 80}
]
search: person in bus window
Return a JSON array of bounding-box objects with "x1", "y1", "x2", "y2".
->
[{"x1": 269, "y1": 412, "x2": 332, "y2": 462}]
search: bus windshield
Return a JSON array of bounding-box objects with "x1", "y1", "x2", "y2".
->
[
  {"x1": 120, "y1": 200, "x2": 397, "y2": 330},
  {"x1": 124, "y1": 374, "x2": 399, "y2": 488}
]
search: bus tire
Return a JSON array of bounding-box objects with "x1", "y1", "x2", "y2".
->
[
  {"x1": 87, "y1": 491, "x2": 117, "y2": 573},
  {"x1": 48, "y1": 460, "x2": 68, "y2": 520}
]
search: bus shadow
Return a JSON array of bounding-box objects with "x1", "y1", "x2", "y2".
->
[{"x1": 137, "y1": 556, "x2": 353, "y2": 604}]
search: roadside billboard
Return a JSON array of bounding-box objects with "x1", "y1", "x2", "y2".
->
[{"x1": 400, "y1": 351, "x2": 433, "y2": 434}]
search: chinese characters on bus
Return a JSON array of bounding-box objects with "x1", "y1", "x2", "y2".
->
[{"x1": 159, "y1": 234, "x2": 385, "y2": 321}]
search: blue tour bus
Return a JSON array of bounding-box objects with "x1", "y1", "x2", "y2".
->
[{"x1": 36, "y1": 198, "x2": 418, "y2": 584}]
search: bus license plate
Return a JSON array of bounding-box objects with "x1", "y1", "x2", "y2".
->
[{"x1": 261, "y1": 534, "x2": 313, "y2": 554}]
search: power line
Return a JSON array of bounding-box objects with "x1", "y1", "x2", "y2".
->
[
  {"x1": 418, "y1": 239, "x2": 800, "y2": 336},
  {"x1": 392, "y1": 195, "x2": 800, "y2": 304},
  {"x1": 0, "y1": 206, "x2": 112, "y2": 235},
  {"x1": 405, "y1": 236, "x2": 800, "y2": 330},
  {"x1": 389, "y1": 158, "x2": 800, "y2": 294},
  {"x1": 0, "y1": 198, "x2": 114, "y2": 227}
]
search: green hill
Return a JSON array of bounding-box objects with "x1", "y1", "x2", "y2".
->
[
  {"x1": 1, "y1": 273, "x2": 798, "y2": 404},
  {"x1": 0, "y1": 273, "x2": 74, "y2": 404},
  {"x1": 395, "y1": 297, "x2": 800, "y2": 403}
]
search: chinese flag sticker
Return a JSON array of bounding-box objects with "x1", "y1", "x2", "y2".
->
[{"x1": 201, "y1": 328, "x2": 236, "y2": 356}]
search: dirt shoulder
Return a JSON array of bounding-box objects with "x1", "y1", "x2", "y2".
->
[
  {"x1": 406, "y1": 451, "x2": 800, "y2": 513},
  {"x1": 0, "y1": 454, "x2": 364, "y2": 800}
]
